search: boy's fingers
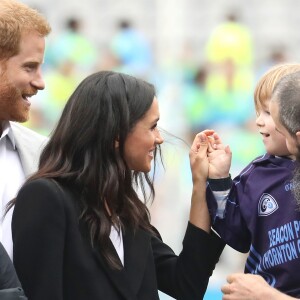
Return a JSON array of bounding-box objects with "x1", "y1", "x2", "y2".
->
[{"x1": 225, "y1": 145, "x2": 232, "y2": 155}]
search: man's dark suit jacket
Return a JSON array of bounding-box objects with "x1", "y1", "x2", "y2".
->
[{"x1": 12, "y1": 178, "x2": 225, "y2": 300}]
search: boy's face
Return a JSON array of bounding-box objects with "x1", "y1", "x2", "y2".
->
[
  {"x1": 269, "y1": 98, "x2": 300, "y2": 157},
  {"x1": 256, "y1": 99, "x2": 293, "y2": 158}
]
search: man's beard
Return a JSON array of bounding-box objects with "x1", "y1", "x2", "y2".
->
[
  {"x1": 0, "y1": 70, "x2": 19, "y2": 118},
  {"x1": 0, "y1": 71, "x2": 34, "y2": 123},
  {"x1": 293, "y1": 144, "x2": 300, "y2": 206}
]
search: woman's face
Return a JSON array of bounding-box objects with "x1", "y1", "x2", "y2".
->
[{"x1": 124, "y1": 97, "x2": 164, "y2": 172}]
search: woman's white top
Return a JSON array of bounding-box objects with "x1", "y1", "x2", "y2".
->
[{"x1": 109, "y1": 225, "x2": 124, "y2": 265}]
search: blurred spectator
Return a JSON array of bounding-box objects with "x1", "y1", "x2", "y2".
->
[
  {"x1": 181, "y1": 66, "x2": 212, "y2": 141},
  {"x1": 206, "y1": 13, "x2": 253, "y2": 73},
  {"x1": 110, "y1": 19, "x2": 153, "y2": 78},
  {"x1": 30, "y1": 17, "x2": 98, "y2": 134},
  {"x1": 45, "y1": 17, "x2": 98, "y2": 73},
  {"x1": 256, "y1": 46, "x2": 288, "y2": 79},
  {"x1": 204, "y1": 11, "x2": 254, "y2": 127}
]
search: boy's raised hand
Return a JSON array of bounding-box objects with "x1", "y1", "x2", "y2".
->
[{"x1": 202, "y1": 130, "x2": 232, "y2": 179}]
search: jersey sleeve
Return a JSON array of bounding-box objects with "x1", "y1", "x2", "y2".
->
[
  {"x1": 207, "y1": 176, "x2": 232, "y2": 219},
  {"x1": 206, "y1": 169, "x2": 252, "y2": 253}
]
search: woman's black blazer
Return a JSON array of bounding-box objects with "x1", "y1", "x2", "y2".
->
[{"x1": 12, "y1": 179, "x2": 224, "y2": 300}]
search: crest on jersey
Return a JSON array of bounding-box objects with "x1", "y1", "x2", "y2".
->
[{"x1": 258, "y1": 193, "x2": 278, "y2": 216}]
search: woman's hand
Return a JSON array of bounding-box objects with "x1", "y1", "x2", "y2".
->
[
  {"x1": 189, "y1": 132, "x2": 210, "y2": 184},
  {"x1": 189, "y1": 132, "x2": 210, "y2": 232}
]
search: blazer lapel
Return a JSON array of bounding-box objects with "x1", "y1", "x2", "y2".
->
[
  {"x1": 11, "y1": 122, "x2": 47, "y2": 177},
  {"x1": 91, "y1": 227, "x2": 150, "y2": 299},
  {"x1": 122, "y1": 228, "x2": 151, "y2": 294},
  {"x1": 14, "y1": 137, "x2": 36, "y2": 177},
  {"x1": 92, "y1": 245, "x2": 139, "y2": 300}
]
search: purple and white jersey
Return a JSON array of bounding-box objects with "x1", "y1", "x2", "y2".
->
[{"x1": 207, "y1": 153, "x2": 300, "y2": 297}]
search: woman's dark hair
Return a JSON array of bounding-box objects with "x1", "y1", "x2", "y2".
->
[{"x1": 11, "y1": 71, "x2": 160, "y2": 269}]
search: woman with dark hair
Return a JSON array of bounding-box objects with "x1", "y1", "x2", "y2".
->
[{"x1": 10, "y1": 71, "x2": 224, "y2": 300}]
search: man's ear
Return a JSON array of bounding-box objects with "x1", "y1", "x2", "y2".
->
[{"x1": 296, "y1": 131, "x2": 300, "y2": 143}]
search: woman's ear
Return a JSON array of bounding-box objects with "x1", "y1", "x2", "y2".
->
[{"x1": 115, "y1": 139, "x2": 119, "y2": 148}]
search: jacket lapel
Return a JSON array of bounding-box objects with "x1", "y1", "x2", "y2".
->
[
  {"x1": 122, "y1": 228, "x2": 150, "y2": 294},
  {"x1": 11, "y1": 122, "x2": 47, "y2": 177},
  {"x1": 92, "y1": 227, "x2": 150, "y2": 299},
  {"x1": 92, "y1": 245, "x2": 139, "y2": 300}
]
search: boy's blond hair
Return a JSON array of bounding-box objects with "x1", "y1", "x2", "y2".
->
[
  {"x1": 254, "y1": 63, "x2": 300, "y2": 111},
  {"x1": 0, "y1": 0, "x2": 51, "y2": 60}
]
